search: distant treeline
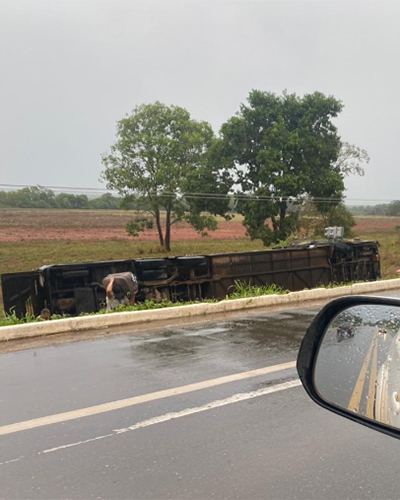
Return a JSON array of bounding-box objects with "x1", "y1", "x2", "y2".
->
[
  {"x1": 0, "y1": 187, "x2": 121, "y2": 210},
  {"x1": 0, "y1": 186, "x2": 236, "y2": 212},
  {"x1": 2, "y1": 186, "x2": 399, "y2": 217},
  {"x1": 348, "y1": 201, "x2": 400, "y2": 217}
]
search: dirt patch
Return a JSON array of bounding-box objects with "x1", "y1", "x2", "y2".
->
[{"x1": 354, "y1": 217, "x2": 400, "y2": 231}]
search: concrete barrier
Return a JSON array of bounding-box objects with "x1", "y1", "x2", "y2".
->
[{"x1": 1, "y1": 279, "x2": 400, "y2": 342}]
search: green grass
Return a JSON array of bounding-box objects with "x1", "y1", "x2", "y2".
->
[
  {"x1": 0, "y1": 310, "x2": 40, "y2": 326},
  {"x1": 0, "y1": 299, "x2": 208, "y2": 327},
  {"x1": 227, "y1": 281, "x2": 289, "y2": 299},
  {"x1": 0, "y1": 239, "x2": 265, "y2": 277},
  {"x1": 355, "y1": 228, "x2": 400, "y2": 279}
]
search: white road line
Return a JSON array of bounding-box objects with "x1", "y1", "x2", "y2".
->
[
  {"x1": 42, "y1": 379, "x2": 301, "y2": 454},
  {"x1": 0, "y1": 456, "x2": 24, "y2": 467},
  {"x1": 0, "y1": 361, "x2": 296, "y2": 437}
]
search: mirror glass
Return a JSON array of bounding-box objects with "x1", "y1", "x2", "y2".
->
[{"x1": 314, "y1": 304, "x2": 400, "y2": 428}]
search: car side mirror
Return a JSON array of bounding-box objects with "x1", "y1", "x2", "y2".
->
[{"x1": 297, "y1": 296, "x2": 400, "y2": 440}]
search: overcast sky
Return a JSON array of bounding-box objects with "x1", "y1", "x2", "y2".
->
[{"x1": 0, "y1": 0, "x2": 398, "y2": 203}]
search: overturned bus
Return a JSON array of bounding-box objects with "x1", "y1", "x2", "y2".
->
[{"x1": 1, "y1": 239, "x2": 380, "y2": 318}]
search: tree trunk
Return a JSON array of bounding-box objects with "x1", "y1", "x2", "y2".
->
[
  {"x1": 155, "y1": 210, "x2": 165, "y2": 248},
  {"x1": 278, "y1": 202, "x2": 287, "y2": 231},
  {"x1": 165, "y1": 208, "x2": 171, "y2": 252},
  {"x1": 271, "y1": 216, "x2": 278, "y2": 232}
]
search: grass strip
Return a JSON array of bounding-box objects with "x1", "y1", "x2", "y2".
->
[{"x1": 0, "y1": 281, "x2": 289, "y2": 328}]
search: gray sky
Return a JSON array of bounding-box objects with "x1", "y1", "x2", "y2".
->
[{"x1": 0, "y1": 0, "x2": 398, "y2": 203}]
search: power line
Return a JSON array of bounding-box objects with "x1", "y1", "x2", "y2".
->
[
  {"x1": 0, "y1": 183, "x2": 114, "y2": 193},
  {"x1": 0, "y1": 183, "x2": 398, "y2": 205}
]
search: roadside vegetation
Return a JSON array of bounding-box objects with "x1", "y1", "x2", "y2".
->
[
  {"x1": 4, "y1": 273, "x2": 392, "y2": 328},
  {"x1": 0, "y1": 299, "x2": 214, "y2": 327},
  {"x1": 0, "y1": 281, "x2": 289, "y2": 328},
  {"x1": 227, "y1": 281, "x2": 288, "y2": 299},
  {"x1": 356, "y1": 226, "x2": 400, "y2": 279}
]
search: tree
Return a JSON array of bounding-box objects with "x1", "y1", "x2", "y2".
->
[
  {"x1": 216, "y1": 90, "x2": 349, "y2": 245},
  {"x1": 0, "y1": 191, "x2": 8, "y2": 208},
  {"x1": 322, "y1": 203, "x2": 356, "y2": 237},
  {"x1": 300, "y1": 202, "x2": 356, "y2": 239},
  {"x1": 335, "y1": 141, "x2": 370, "y2": 177},
  {"x1": 6, "y1": 186, "x2": 57, "y2": 208},
  {"x1": 55, "y1": 193, "x2": 89, "y2": 209},
  {"x1": 88, "y1": 193, "x2": 121, "y2": 210},
  {"x1": 55, "y1": 193, "x2": 75, "y2": 209},
  {"x1": 388, "y1": 200, "x2": 400, "y2": 217},
  {"x1": 102, "y1": 102, "x2": 231, "y2": 251}
]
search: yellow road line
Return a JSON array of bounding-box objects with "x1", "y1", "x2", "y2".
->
[
  {"x1": 0, "y1": 361, "x2": 296, "y2": 437},
  {"x1": 366, "y1": 339, "x2": 378, "y2": 419},
  {"x1": 348, "y1": 336, "x2": 375, "y2": 413}
]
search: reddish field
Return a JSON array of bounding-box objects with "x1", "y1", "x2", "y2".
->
[
  {"x1": 0, "y1": 209, "x2": 248, "y2": 242},
  {"x1": 353, "y1": 217, "x2": 400, "y2": 231},
  {"x1": 1, "y1": 210, "x2": 400, "y2": 243}
]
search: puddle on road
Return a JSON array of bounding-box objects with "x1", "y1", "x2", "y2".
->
[{"x1": 122, "y1": 310, "x2": 316, "y2": 370}]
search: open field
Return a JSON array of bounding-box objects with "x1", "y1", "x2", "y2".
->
[
  {"x1": 2, "y1": 209, "x2": 399, "y2": 243},
  {"x1": 0, "y1": 210, "x2": 400, "y2": 307},
  {"x1": 0, "y1": 209, "x2": 247, "y2": 242},
  {"x1": 353, "y1": 218, "x2": 400, "y2": 280}
]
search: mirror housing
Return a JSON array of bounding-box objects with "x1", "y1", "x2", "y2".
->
[{"x1": 297, "y1": 295, "x2": 400, "y2": 440}]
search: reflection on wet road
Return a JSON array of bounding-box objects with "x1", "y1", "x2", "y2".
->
[{"x1": 127, "y1": 311, "x2": 308, "y2": 372}]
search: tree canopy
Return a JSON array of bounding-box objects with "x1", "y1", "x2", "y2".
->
[
  {"x1": 102, "y1": 102, "x2": 231, "y2": 251},
  {"x1": 215, "y1": 90, "x2": 348, "y2": 245}
]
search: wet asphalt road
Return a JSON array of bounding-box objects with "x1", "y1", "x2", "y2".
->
[{"x1": 2, "y1": 294, "x2": 400, "y2": 499}]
